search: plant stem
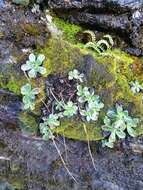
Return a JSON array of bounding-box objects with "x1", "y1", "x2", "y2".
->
[
  {"x1": 49, "y1": 130, "x2": 78, "y2": 183},
  {"x1": 83, "y1": 124, "x2": 96, "y2": 171},
  {"x1": 50, "y1": 88, "x2": 65, "y2": 108},
  {"x1": 24, "y1": 71, "x2": 31, "y2": 83}
]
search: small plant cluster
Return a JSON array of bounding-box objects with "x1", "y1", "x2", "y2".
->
[
  {"x1": 102, "y1": 104, "x2": 139, "y2": 148},
  {"x1": 20, "y1": 53, "x2": 140, "y2": 148},
  {"x1": 77, "y1": 85, "x2": 104, "y2": 122},
  {"x1": 130, "y1": 80, "x2": 143, "y2": 102},
  {"x1": 84, "y1": 30, "x2": 114, "y2": 54},
  {"x1": 40, "y1": 69, "x2": 104, "y2": 139},
  {"x1": 21, "y1": 53, "x2": 46, "y2": 110}
]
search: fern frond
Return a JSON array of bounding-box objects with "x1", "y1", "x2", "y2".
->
[
  {"x1": 101, "y1": 51, "x2": 123, "y2": 61},
  {"x1": 96, "y1": 45, "x2": 105, "y2": 53},
  {"x1": 103, "y1": 35, "x2": 114, "y2": 47},
  {"x1": 96, "y1": 39, "x2": 110, "y2": 50},
  {"x1": 84, "y1": 42, "x2": 95, "y2": 48},
  {"x1": 84, "y1": 42, "x2": 102, "y2": 54},
  {"x1": 84, "y1": 34, "x2": 114, "y2": 54},
  {"x1": 83, "y1": 30, "x2": 96, "y2": 43}
]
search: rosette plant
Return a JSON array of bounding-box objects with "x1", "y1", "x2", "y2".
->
[
  {"x1": 130, "y1": 80, "x2": 143, "y2": 94},
  {"x1": 68, "y1": 69, "x2": 84, "y2": 82},
  {"x1": 102, "y1": 104, "x2": 139, "y2": 148},
  {"x1": 21, "y1": 83, "x2": 40, "y2": 110},
  {"x1": 21, "y1": 53, "x2": 46, "y2": 78},
  {"x1": 63, "y1": 101, "x2": 78, "y2": 117},
  {"x1": 40, "y1": 114, "x2": 60, "y2": 140}
]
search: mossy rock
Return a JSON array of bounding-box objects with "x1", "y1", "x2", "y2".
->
[
  {"x1": 37, "y1": 38, "x2": 105, "y2": 141},
  {"x1": 2, "y1": 14, "x2": 143, "y2": 141},
  {"x1": 87, "y1": 49, "x2": 143, "y2": 116},
  {"x1": 53, "y1": 16, "x2": 82, "y2": 44},
  {"x1": 38, "y1": 38, "x2": 86, "y2": 76},
  {"x1": 0, "y1": 65, "x2": 26, "y2": 95},
  {"x1": 37, "y1": 37, "x2": 143, "y2": 141}
]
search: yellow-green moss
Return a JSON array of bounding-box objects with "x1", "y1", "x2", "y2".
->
[
  {"x1": 53, "y1": 119, "x2": 103, "y2": 141},
  {"x1": 0, "y1": 32, "x2": 4, "y2": 39},
  {"x1": 8, "y1": 176, "x2": 25, "y2": 189},
  {"x1": 53, "y1": 17, "x2": 82, "y2": 44},
  {"x1": 32, "y1": 78, "x2": 46, "y2": 115},
  {"x1": 84, "y1": 48, "x2": 143, "y2": 116}
]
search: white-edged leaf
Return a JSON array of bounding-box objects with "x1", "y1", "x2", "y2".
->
[
  {"x1": 21, "y1": 83, "x2": 31, "y2": 95},
  {"x1": 37, "y1": 54, "x2": 45, "y2": 63},
  {"x1": 96, "y1": 40, "x2": 110, "y2": 49},
  {"x1": 116, "y1": 130, "x2": 126, "y2": 139},
  {"x1": 127, "y1": 126, "x2": 137, "y2": 137},
  {"x1": 28, "y1": 69, "x2": 37, "y2": 78},
  {"x1": 21, "y1": 63, "x2": 31, "y2": 71},
  {"x1": 29, "y1": 53, "x2": 36, "y2": 62},
  {"x1": 38, "y1": 66, "x2": 47, "y2": 75},
  {"x1": 32, "y1": 88, "x2": 40, "y2": 95}
]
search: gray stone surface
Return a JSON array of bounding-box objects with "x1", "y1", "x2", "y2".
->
[{"x1": 48, "y1": 0, "x2": 143, "y2": 56}]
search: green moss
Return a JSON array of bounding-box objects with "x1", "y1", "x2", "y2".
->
[
  {"x1": 37, "y1": 37, "x2": 143, "y2": 140},
  {"x1": 38, "y1": 38, "x2": 85, "y2": 76},
  {"x1": 0, "y1": 73, "x2": 26, "y2": 95},
  {"x1": 53, "y1": 17, "x2": 82, "y2": 44},
  {"x1": 53, "y1": 119, "x2": 103, "y2": 141},
  {"x1": 84, "y1": 48, "x2": 143, "y2": 114},
  {"x1": 20, "y1": 23, "x2": 41, "y2": 36},
  {"x1": 8, "y1": 176, "x2": 25, "y2": 189},
  {"x1": 19, "y1": 112, "x2": 38, "y2": 134},
  {"x1": 136, "y1": 124, "x2": 143, "y2": 136}
]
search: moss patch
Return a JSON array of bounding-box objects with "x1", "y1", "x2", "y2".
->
[
  {"x1": 2, "y1": 18, "x2": 143, "y2": 141},
  {"x1": 19, "y1": 112, "x2": 38, "y2": 134},
  {"x1": 20, "y1": 23, "x2": 41, "y2": 36},
  {"x1": 53, "y1": 17, "x2": 82, "y2": 44},
  {"x1": 37, "y1": 37, "x2": 143, "y2": 141},
  {"x1": 85, "y1": 48, "x2": 143, "y2": 117},
  {"x1": 53, "y1": 119, "x2": 103, "y2": 141},
  {"x1": 0, "y1": 73, "x2": 26, "y2": 95},
  {"x1": 38, "y1": 38, "x2": 85, "y2": 76}
]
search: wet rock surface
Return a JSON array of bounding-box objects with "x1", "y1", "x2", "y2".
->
[
  {"x1": 0, "y1": 1, "x2": 143, "y2": 190},
  {"x1": 0, "y1": 122, "x2": 143, "y2": 190},
  {"x1": 0, "y1": 89, "x2": 22, "y2": 126},
  {"x1": 48, "y1": 0, "x2": 143, "y2": 56}
]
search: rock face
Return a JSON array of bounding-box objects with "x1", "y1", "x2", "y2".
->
[
  {"x1": 0, "y1": 89, "x2": 22, "y2": 126},
  {"x1": 1, "y1": 1, "x2": 143, "y2": 190},
  {"x1": 1, "y1": 122, "x2": 143, "y2": 190},
  {"x1": 48, "y1": 0, "x2": 143, "y2": 56}
]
